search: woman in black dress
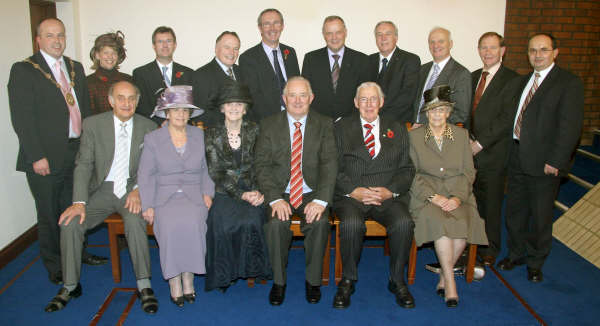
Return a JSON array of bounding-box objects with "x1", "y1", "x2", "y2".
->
[{"x1": 204, "y1": 81, "x2": 271, "y2": 292}]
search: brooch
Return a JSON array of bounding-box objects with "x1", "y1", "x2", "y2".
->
[
  {"x1": 382, "y1": 128, "x2": 394, "y2": 138},
  {"x1": 175, "y1": 71, "x2": 183, "y2": 78}
]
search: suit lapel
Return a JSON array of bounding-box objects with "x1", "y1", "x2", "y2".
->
[
  {"x1": 320, "y1": 48, "x2": 335, "y2": 93},
  {"x1": 346, "y1": 115, "x2": 373, "y2": 162},
  {"x1": 527, "y1": 65, "x2": 558, "y2": 109},
  {"x1": 279, "y1": 112, "x2": 292, "y2": 172},
  {"x1": 150, "y1": 61, "x2": 168, "y2": 89},
  {"x1": 129, "y1": 115, "x2": 145, "y2": 175},
  {"x1": 102, "y1": 114, "x2": 116, "y2": 179},
  {"x1": 380, "y1": 47, "x2": 401, "y2": 86},
  {"x1": 434, "y1": 58, "x2": 454, "y2": 86}
]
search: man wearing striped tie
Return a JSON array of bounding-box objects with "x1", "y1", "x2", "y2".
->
[
  {"x1": 497, "y1": 33, "x2": 583, "y2": 283},
  {"x1": 254, "y1": 76, "x2": 338, "y2": 306},
  {"x1": 332, "y1": 82, "x2": 415, "y2": 309}
]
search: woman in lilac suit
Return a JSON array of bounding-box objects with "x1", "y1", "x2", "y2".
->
[{"x1": 138, "y1": 86, "x2": 214, "y2": 307}]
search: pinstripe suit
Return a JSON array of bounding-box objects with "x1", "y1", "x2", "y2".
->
[{"x1": 333, "y1": 114, "x2": 415, "y2": 284}]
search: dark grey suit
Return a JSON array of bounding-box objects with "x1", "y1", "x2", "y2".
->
[
  {"x1": 413, "y1": 57, "x2": 472, "y2": 125},
  {"x1": 254, "y1": 110, "x2": 337, "y2": 285},
  {"x1": 334, "y1": 114, "x2": 415, "y2": 284},
  {"x1": 470, "y1": 65, "x2": 519, "y2": 258},
  {"x1": 369, "y1": 48, "x2": 421, "y2": 123},
  {"x1": 60, "y1": 112, "x2": 156, "y2": 286}
]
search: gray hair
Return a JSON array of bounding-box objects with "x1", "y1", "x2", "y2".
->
[
  {"x1": 374, "y1": 21, "x2": 398, "y2": 36},
  {"x1": 283, "y1": 76, "x2": 313, "y2": 95},
  {"x1": 257, "y1": 8, "x2": 284, "y2": 26},
  {"x1": 322, "y1": 15, "x2": 346, "y2": 32},
  {"x1": 429, "y1": 26, "x2": 452, "y2": 41},
  {"x1": 355, "y1": 82, "x2": 385, "y2": 100}
]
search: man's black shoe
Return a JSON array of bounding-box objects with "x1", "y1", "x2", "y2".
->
[
  {"x1": 388, "y1": 280, "x2": 415, "y2": 309},
  {"x1": 527, "y1": 268, "x2": 543, "y2": 283},
  {"x1": 82, "y1": 253, "x2": 108, "y2": 266},
  {"x1": 44, "y1": 283, "x2": 82, "y2": 312},
  {"x1": 333, "y1": 278, "x2": 355, "y2": 309},
  {"x1": 138, "y1": 288, "x2": 159, "y2": 314},
  {"x1": 269, "y1": 283, "x2": 286, "y2": 306},
  {"x1": 305, "y1": 281, "x2": 321, "y2": 304}
]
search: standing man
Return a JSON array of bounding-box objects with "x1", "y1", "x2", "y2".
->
[
  {"x1": 369, "y1": 21, "x2": 421, "y2": 124},
  {"x1": 497, "y1": 33, "x2": 583, "y2": 283},
  {"x1": 133, "y1": 26, "x2": 193, "y2": 122},
  {"x1": 254, "y1": 77, "x2": 337, "y2": 306},
  {"x1": 8, "y1": 18, "x2": 98, "y2": 285},
  {"x1": 469, "y1": 32, "x2": 518, "y2": 266},
  {"x1": 239, "y1": 8, "x2": 300, "y2": 122},
  {"x1": 45, "y1": 81, "x2": 158, "y2": 313},
  {"x1": 192, "y1": 31, "x2": 243, "y2": 128},
  {"x1": 413, "y1": 27, "x2": 471, "y2": 127},
  {"x1": 333, "y1": 82, "x2": 416, "y2": 309},
  {"x1": 302, "y1": 16, "x2": 370, "y2": 121}
]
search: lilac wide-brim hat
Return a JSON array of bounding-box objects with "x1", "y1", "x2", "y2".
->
[{"x1": 151, "y1": 85, "x2": 204, "y2": 119}]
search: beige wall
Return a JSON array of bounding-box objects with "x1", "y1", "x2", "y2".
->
[
  {"x1": 73, "y1": 0, "x2": 506, "y2": 75},
  {"x1": 1, "y1": 1, "x2": 37, "y2": 249},
  {"x1": 1, "y1": 0, "x2": 505, "y2": 247}
]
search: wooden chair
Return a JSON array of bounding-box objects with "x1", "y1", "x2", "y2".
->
[{"x1": 333, "y1": 217, "x2": 477, "y2": 285}]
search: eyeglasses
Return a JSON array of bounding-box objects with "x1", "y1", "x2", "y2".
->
[
  {"x1": 428, "y1": 107, "x2": 450, "y2": 113},
  {"x1": 260, "y1": 21, "x2": 282, "y2": 29},
  {"x1": 358, "y1": 96, "x2": 380, "y2": 105}
]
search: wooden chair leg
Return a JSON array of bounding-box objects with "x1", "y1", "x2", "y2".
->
[
  {"x1": 407, "y1": 238, "x2": 417, "y2": 285},
  {"x1": 321, "y1": 231, "x2": 331, "y2": 285},
  {"x1": 334, "y1": 223, "x2": 342, "y2": 285},
  {"x1": 466, "y1": 244, "x2": 477, "y2": 283},
  {"x1": 384, "y1": 238, "x2": 390, "y2": 256},
  {"x1": 247, "y1": 278, "x2": 255, "y2": 288},
  {"x1": 107, "y1": 223, "x2": 121, "y2": 283}
]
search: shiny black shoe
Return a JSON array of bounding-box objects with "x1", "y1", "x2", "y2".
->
[
  {"x1": 269, "y1": 284, "x2": 286, "y2": 306},
  {"x1": 138, "y1": 288, "x2": 159, "y2": 314},
  {"x1": 49, "y1": 272, "x2": 63, "y2": 285},
  {"x1": 436, "y1": 286, "x2": 445, "y2": 298},
  {"x1": 82, "y1": 253, "x2": 108, "y2": 266},
  {"x1": 44, "y1": 283, "x2": 82, "y2": 312},
  {"x1": 445, "y1": 297, "x2": 459, "y2": 308},
  {"x1": 333, "y1": 278, "x2": 355, "y2": 309},
  {"x1": 388, "y1": 280, "x2": 415, "y2": 309},
  {"x1": 183, "y1": 292, "x2": 196, "y2": 303},
  {"x1": 170, "y1": 296, "x2": 184, "y2": 307},
  {"x1": 527, "y1": 268, "x2": 543, "y2": 283},
  {"x1": 497, "y1": 257, "x2": 525, "y2": 271},
  {"x1": 305, "y1": 281, "x2": 321, "y2": 304}
]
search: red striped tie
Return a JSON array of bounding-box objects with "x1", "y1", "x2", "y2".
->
[
  {"x1": 364, "y1": 123, "x2": 375, "y2": 158},
  {"x1": 290, "y1": 122, "x2": 303, "y2": 209},
  {"x1": 514, "y1": 72, "x2": 540, "y2": 139}
]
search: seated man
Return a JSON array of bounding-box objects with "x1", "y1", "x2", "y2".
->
[
  {"x1": 254, "y1": 76, "x2": 337, "y2": 306},
  {"x1": 333, "y1": 82, "x2": 416, "y2": 309},
  {"x1": 45, "y1": 81, "x2": 158, "y2": 314}
]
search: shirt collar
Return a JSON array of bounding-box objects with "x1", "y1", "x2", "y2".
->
[
  {"x1": 483, "y1": 61, "x2": 502, "y2": 76},
  {"x1": 360, "y1": 115, "x2": 379, "y2": 129},
  {"x1": 40, "y1": 50, "x2": 62, "y2": 69},
  {"x1": 113, "y1": 114, "x2": 133, "y2": 128},
  {"x1": 379, "y1": 47, "x2": 396, "y2": 62},
  {"x1": 262, "y1": 41, "x2": 280, "y2": 52},
  {"x1": 425, "y1": 124, "x2": 454, "y2": 142},
  {"x1": 155, "y1": 60, "x2": 173, "y2": 71},
  {"x1": 434, "y1": 56, "x2": 451, "y2": 70},
  {"x1": 214, "y1": 57, "x2": 231, "y2": 74},
  {"x1": 287, "y1": 113, "x2": 307, "y2": 126},
  {"x1": 535, "y1": 62, "x2": 555, "y2": 79},
  {"x1": 328, "y1": 46, "x2": 345, "y2": 59}
]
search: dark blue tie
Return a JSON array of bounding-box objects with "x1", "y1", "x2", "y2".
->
[{"x1": 272, "y1": 49, "x2": 286, "y2": 107}]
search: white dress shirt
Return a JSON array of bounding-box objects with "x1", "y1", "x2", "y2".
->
[
  {"x1": 156, "y1": 60, "x2": 173, "y2": 84},
  {"x1": 106, "y1": 115, "x2": 133, "y2": 182},
  {"x1": 262, "y1": 42, "x2": 287, "y2": 111},
  {"x1": 328, "y1": 46, "x2": 345, "y2": 70},
  {"x1": 215, "y1": 57, "x2": 236, "y2": 80},
  {"x1": 378, "y1": 48, "x2": 396, "y2": 73}
]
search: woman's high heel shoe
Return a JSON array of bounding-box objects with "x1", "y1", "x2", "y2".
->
[
  {"x1": 183, "y1": 292, "x2": 196, "y2": 303},
  {"x1": 445, "y1": 297, "x2": 459, "y2": 308},
  {"x1": 170, "y1": 296, "x2": 184, "y2": 307}
]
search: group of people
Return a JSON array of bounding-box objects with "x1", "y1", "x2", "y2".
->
[{"x1": 7, "y1": 6, "x2": 583, "y2": 315}]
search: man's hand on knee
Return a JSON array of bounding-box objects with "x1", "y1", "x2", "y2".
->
[
  {"x1": 304, "y1": 202, "x2": 325, "y2": 224},
  {"x1": 59, "y1": 203, "x2": 86, "y2": 226},
  {"x1": 270, "y1": 200, "x2": 292, "y2": 221},
  {"x1": 124, "y1": 189, "x2": 141, "y2": 214}
]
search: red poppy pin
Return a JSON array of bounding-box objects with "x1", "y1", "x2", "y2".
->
[
  {"x1": 283, "y1": 49, "x2": 290, "y2": 60},
  {"x1": 99, "y1": 76, "x2": 108, "y2": 82},
  {"x1": 383, "y1": 129, "x2": 394, "y2": 139},
  {"x1": 175, "y1": 71, "x2": 183, "y2": 78}
]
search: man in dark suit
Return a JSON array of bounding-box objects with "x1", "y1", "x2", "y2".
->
[
  {"x1": 333, "y1": 82, "x2": 415, "y2": 309},
  {"x1": 302, "y1": 15, "x2": 370, "y2": 121},
  {"x1": 497, "y1": 33, "x2": 583, "y2": 283},
  {"x1": 8, "y1": 18, "x2": 100, "y2": 285},
  {"x1": 239, "y1": 8, "x2": 300, "y2": 122},
  {"x1": 469, "y1": 32, "x2": 519, "y2": 266},
  {"x1": 369, "y1": 21, "x2": 420, "y2": 124},
  {"x1": 192, "y1": 31, "x2": 242, "y2": 128},
  {"x1": 413, "y1": 27, "x2": 471, "y2": 127},
  {"x1": 132, "y1": 26, "x2": 193, "y2": 122},
  {"x1": 254, "y1": 77, "x2": 337, "y2": 306},
  {"x1": 45, "y1": 81, "x2": 158, "y2": 313}
]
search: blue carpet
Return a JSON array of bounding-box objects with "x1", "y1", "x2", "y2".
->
[{"x1": 1, "y1": 147, "x2": 599, "y2": 325}]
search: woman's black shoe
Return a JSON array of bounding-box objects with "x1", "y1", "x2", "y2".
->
[
  {"x1": 170, "y1": 296, "x2": 184, "y2": 307},
  {"x1": 183, "y1": 292, "x2": 196, "y2": 303}
]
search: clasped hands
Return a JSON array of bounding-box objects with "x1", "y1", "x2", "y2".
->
[
  {"x1": 430, "y1": 194, "x2": 461, "y2": 212},
  {"x1": 270, "y1": 200, "x2": 325, "y2": 224},
  {"x1": 241, "y1": 190, "x2": 264, "y2": 206},
  {"x1": 350, "y1": 187, "x2": 393, "y2": 206}
]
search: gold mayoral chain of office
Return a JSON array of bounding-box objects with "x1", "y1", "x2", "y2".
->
[{"x1": 23, "y1": 57, "x2": 77, "y2": 106}]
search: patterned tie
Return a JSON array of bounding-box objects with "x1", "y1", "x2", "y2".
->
[
  {"x1": 227, "y1": 67, "x2": 235, "y2": 80},
  {"x1": 472, "y1": 71, "x2": 489, "y2": 115},
  {"x1": 161, "y1": 66, "x2": 171, "y2": 87},
  {"x1": 378, "y1": 58, "x2": 388, "y2": 82},
  {"x1": 272, "y1": 49, "x2": 286, "y2": 107},
  {"x1": 514, "y1": 72, "x2": 541, "y2": 139},
  {"x1": 331, "y1": 54, "x2": 340, "y2": 92},
  {"x1": 113, "y1": 122, "x2": 129, "y2": 198},
  {"x1": 417, "y1": 63, "x2": 441, "y2": 122},
  {"x1": 290, "y1": 122, "x2": 303, "y2": 209},
  {"x1": 54, "y1": 60, "x2": 81, "y2": 136},
  {"x1": 364, "y1": 123, "x2": 375, "y2": 158}
]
